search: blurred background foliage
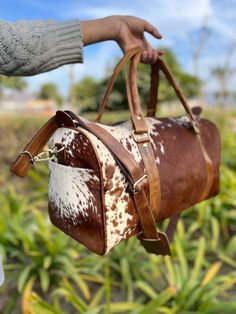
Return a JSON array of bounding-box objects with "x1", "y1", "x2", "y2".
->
[
  {"x1": 0, "y1": 46, "x2": 236, "y2": 314},
  {"x1": 71, "y1": 49, "x2": 201, "y2": 113}
]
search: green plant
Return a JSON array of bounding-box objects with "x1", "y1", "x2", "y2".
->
[{"x1": 0, "y1": 187, "x2": 104, "y2": 313}]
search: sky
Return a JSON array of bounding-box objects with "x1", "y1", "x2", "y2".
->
[{"x1": 1, "y1": 0, "x2": 236, "y2": 99}]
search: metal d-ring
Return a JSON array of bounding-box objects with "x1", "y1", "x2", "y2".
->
[
  {"x1": 20, "y1": 145, "x2": 65, "y2": 164},
  {"x1": 19, "y1": 151, "x2": 35, "y2": 164},
  {"x1": 33, "y1": 145, "x2": 65, "y2": 163}
]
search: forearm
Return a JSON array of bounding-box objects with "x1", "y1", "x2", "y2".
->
[{"x1": 0, "y1": 19, "x2": 83, "y2": 76}]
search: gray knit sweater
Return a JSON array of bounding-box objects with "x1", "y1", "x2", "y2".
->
[{"x1": 0, "y1": 19, "x2": 83, "y2": 76}]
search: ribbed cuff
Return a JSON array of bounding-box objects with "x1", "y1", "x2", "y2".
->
[{"x1": 35, "y1": 19, "x2": 84, "y2": 74}]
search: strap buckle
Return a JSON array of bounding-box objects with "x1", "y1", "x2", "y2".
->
[
  {"x1": 132, "y1": 131, "x2": 150, "y2": 143},
  {"x1": 20, "y1": 145, "x2": 65, "y2": 164},
  {"x1": 138, "y1": 232, "x2": 171, "y2": 256},
  {"x1": 131, "y1": 174, "x2": 147, "y2": 194}
]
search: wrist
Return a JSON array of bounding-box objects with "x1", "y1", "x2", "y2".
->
[{"x1": 81, "y1": 16, "x2": 121, "y2": 46}]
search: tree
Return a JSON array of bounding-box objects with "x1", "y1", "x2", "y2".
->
[
  {"x1": 0, "y1": 75, "x2": 27, "y2": 98},
  {"x1": 137, "y1": 49, "x2": 201, "y2": 107},
  {"x1": 189, "y1": 15, "x2": 211, "y2": 79},
  {"x1": 38, "y1": 83, "x2": 63, "y2": 106},
  {"x1": 211, "y1": 38, "x2": 236, "y2": 107},
  {"x1": 73, "y1": 76, "x2": 101, "y2": 112}
]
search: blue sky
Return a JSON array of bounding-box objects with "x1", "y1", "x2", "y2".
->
[{"x1": 1, "y1": 0, "x2": 236, "y2": 98}]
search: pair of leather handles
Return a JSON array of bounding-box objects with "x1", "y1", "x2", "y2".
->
[{"x1": 95, "y1": 47, "x2": 199, "y2": 134}]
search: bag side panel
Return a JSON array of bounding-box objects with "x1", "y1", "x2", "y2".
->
[
  {"x1": 76, "y1": 127, "x2": 141, "y2": 254},
  {"x1": 48, "y1": 127, "x2": 105, "y2": 255},
  {"x1": 147, "y1": 116, "x2": 220, "y2": 221}
]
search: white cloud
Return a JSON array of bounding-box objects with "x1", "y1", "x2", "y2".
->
[{"x1": 25, "y1": 0, "x2": 236, "y2": 99}]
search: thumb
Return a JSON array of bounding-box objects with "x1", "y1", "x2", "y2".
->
[{"x1": 143, "y1": 21, "x2": 162, "y2": 39}]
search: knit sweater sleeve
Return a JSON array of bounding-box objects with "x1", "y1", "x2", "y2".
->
[{"x1": 0, "y1": 19, "x2": 83, "y2": 76}]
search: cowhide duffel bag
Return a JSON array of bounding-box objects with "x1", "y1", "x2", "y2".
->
[{"x1": 11, "y1": 48, "x2": 220, "y2": 256}]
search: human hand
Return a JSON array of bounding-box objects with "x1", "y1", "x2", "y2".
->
[
  {"x1": 81, "y1": 15, "x2": 164, "y2": 64},
  {"x1": 113, "y1": 15, "x2": 165, "y2": 64}
]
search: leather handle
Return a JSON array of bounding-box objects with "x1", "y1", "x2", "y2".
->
[
  {"x1": 127, "y1": 55, "x2": 199, "y2": 131},
  {"x1": 96, "y1": 48, "x2": 198, "y2": 130},
  {"x1": 146, "y1": 62, "x2": 160, "y2": 117},
  {"x1": 95, "y1": 48, "x2": 160, "y2": 122},
  {"x1": 157, "y1": 58, "x2": 196, "y2": 123},
  {"x1": 126, "y1": 51, "x2": 149, "y2": 133},
  {"x1": 95, "y1": 47, "x2": 144, "y2": 123}
]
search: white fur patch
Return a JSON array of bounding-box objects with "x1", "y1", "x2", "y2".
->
[
  {"x1": 170, "y1": 116, "x2": 190, "y2": 125},
  {"x1": 48, "y1": 160, "x2": 99, "y2": 224},
  {"x1": 99, "y1": 121, "x2": 143, "y2": 163},
  {"x1": 104, "y1": 166, "x2": 134, "y2": 252},
  {"x1": 49, "y1": 128, "x2": 77, "y2": 159}
]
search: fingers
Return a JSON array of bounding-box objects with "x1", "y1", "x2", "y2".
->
[
  {"x1": 140, "y1": 40, "x2": 165, "y2": 64},
  {"x1": 141, "y1": 50, "x2": 155, "y2": 64},
  {"x1": 141, "y1": 49, "x2": 165, "y2": 64},
  {"x1": 143, "y1": 20, "x2": 162, "y2": 39}
]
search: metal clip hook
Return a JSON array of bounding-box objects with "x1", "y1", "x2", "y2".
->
[
  {"x1": 20, "y1": 145, "x2": 65, "y2": 164},
  {"x1": 33, "y1": 145, "x2": 65, "y2": 163}
]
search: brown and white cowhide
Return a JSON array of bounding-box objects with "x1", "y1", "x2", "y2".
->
[{"x1": 48, "y1": 116, "x2": 220, "y2": 255}]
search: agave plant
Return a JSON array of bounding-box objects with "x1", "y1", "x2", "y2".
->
[
  {"x1": 0, "y1": 187, "x2": 104, "y2": 313},
  {"x1": 19, "y1": 227, "x2": 236, "y2": 314}
]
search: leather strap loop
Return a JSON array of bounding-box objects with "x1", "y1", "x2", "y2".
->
[
  {"x1": 10, "y1": 112, "x2": 75, "y2": 178},
  {"x1": 96, "y1": 48, "x2": 161, "y2": 122},
  {"x1": 96, "y1": 48, "x2": 198, "y2": 131}
]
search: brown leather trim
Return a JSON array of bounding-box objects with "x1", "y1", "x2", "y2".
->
[
  {"x1": 126, "y1": 53, "x2": 162, "y2": 219},
  {"x1": 146, "y1": 62, "x2": 160, "y2": 117},
  {"x1": 137, "y1": 142, "x2": 161, "y2": 220},
  {"x1": 74, "y1": 126, "x2": 107, "y2": 255},
  {"x1": 197, "y1": 133, "x2": 214, "y2": 200},
  {"x1": 10, "y1": 116, "x2": 58, "y2": 177}
]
